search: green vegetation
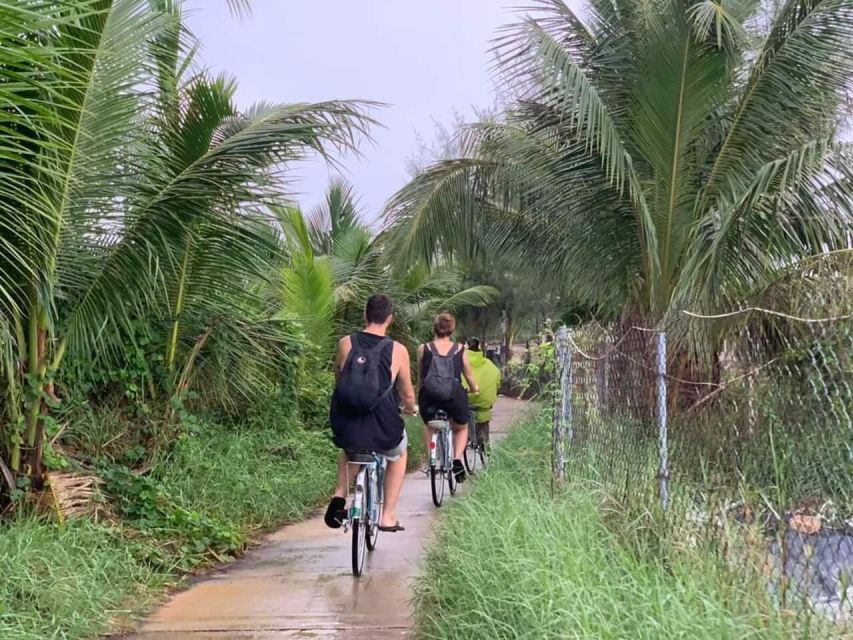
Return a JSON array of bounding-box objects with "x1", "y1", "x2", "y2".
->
[
  {"x1": 416, "y1": 416, "x2": 802, "y2": 640},
  {"x1": 0, "y1": 519, "x2": 168, "y2": 640},
  {"x1": 157, "y1": 417, "x2": 336, "y2": 530},
  {"x1": 385, "y1": 0, "x2": 853, "y2": 345},
  {"x1": 405, "y1": 416, "x2": 428, "y2": 471},
  {"x1": 1, "y1": 0, "x2": 852, "y2": 637},
  {"x1": 0, "y1": 406, "x2": 335, "y2": 639}
]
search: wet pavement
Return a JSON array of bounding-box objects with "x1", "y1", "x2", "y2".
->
[{"x1": 126, "y1": 398, "x2": 528, "y2": 640}]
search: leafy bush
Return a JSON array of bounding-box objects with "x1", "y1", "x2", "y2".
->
[
  {"x1": 297, "y1": 369, "x2": 335, "y2": 430},
  {"x1": 501, "y1": 341, "x2": 555, "y2": 399},
  {"x1": 102, "y1": 465, "x2": 243, "y2": 570}
]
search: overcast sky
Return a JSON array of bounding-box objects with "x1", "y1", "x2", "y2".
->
[{"x1": 185, "y1": 0, "x2": 521, "y2": 221}]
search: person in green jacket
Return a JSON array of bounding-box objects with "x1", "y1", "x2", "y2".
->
[{"x1": 463, "y1": 338, "x2": 501, "y2": 447}]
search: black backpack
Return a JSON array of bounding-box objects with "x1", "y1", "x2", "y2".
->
[
  {"x1": 333, "y1": 335, "x2": 394, "y2": 415},
  {"x1": 422, "y1": 342, "x2": 459, "y2": 402}
]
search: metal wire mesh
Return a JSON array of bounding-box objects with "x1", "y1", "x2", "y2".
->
[{"x1": 554, "y1": 318, "x2": 853, "y2": 628}]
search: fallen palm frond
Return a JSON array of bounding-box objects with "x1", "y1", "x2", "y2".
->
[{"x1": 46, "y1": 472, "x2": 107, "y2": 524}]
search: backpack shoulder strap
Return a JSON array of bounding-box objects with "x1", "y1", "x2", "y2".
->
[
  {"x1": 426, "y1": 341, "x2": 437, "y2": 355},
  {"x1": 447, "y1": 343, "x2": 460, "y2": 358},
  {"x1": 374, "y1": 336, "x2": 393, "y2": 351}
]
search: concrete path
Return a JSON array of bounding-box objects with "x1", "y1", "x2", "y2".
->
[{"x1": 126, "y1": 397, "x2": 527, "y2": 639}]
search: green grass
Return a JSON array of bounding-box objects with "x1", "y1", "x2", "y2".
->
[
  {"x1": 405, "y1": 416, "x2": 427, "y2": 471},
  {"x1": 157, "y1": 419, "x2": 337, "y2": 529},
  {"x1": 0, "y1": 411, "x2": 337, "y2": 640},
  {"x1": 415, "y1": 415, "x2": 799, "y2": 640},
  {"x1": 0, "y1": 519, "x2": 169, "y2": 639}
]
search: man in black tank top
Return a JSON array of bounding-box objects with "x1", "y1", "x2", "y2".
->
[{"x1": 325, "y1": 294, "x2": 417, "y2": 532}]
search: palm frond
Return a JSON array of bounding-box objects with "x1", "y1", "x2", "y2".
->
[
  {"x1": 307, "y1": 176, "x2": 365, "y2": 254},
  {"x1": 279, "y1": 253, "x2": 335, "y2": 352},
  {"x1": 60, "y1": 98, "x2": 375, "y2": 362},
  {"x1": 701, "y1": 0, "x2": 853, "y2": 204}
]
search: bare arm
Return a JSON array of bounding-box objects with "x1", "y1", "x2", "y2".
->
[
  {"x1": 334, "y1": 336, "x2": 350, "y2": 383},
  {"x1": 461, "y1": 348, "x2": 479, "y2": 393},
  {"x1": 394, "y1": 343, "x2": 417, "y2": 414},
  {"x1": 415, "y1": 344, "x2": 424, "y2": 395}
]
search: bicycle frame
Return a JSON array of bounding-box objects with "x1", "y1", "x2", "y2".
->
[
  {"x1": 346, "y1": 454, "x2": 385, "y2": 528},
  {"x1": 428, "y1": 421, "x2": 452, "y2": 470},
  {"x1": 344, "y1": 453, "x2": 386, "y2": 577}
]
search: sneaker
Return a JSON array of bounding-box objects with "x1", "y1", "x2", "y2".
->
[{"x1": 452, "y1": 459, "x2": 466, "y2": 483}]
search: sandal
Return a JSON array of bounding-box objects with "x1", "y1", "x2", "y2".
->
[
  {"x1": 378, "y1": 521, "x2": 406, "y2": 532},
  {"x1": 324, "y1": 496, "x2": 347, "y2": 529}
]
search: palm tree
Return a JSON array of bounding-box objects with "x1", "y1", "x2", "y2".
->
[
  {"x1": 385, "y1": 0, "x2": 853, "y2": 346},
  {"x1": 0, "y1": 0, "x2": 374, "y2": 478},
  {"x1": 277, "y1": 179, "x2": 499, "y2": 354}
]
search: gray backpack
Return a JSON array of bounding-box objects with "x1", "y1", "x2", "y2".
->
[{"x1": 422, "y1": 342, "x2": 459, "y2": 401}]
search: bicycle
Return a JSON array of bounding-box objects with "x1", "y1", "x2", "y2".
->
[
  {"x1": 343, "y1": 451, "x2": 385, "y2": 577},
  {"x1": 463, "y1": 409, "x2": 488, "y2": 474},
  {"x1": 427, "y1": 410, "x2": 457, "y2": 507}
]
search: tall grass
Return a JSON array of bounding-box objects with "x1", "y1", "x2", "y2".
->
[
  {"x1": 405, "y1": 416, "x2": 427, "y2": 471},
  {"x1": 0, "y1": 520, "x2": 170, "y2": 639},
  {"x1": 0, "y1": 410, "x2": 337, "y2": 640},
  {"x1": 415, "y1": 415, "x2": 799, "y2": 639},
  {"x1": 157, "y1": 419, "x2": 337, "y2": 529}
]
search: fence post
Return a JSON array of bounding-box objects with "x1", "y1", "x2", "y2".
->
[
  {"x1": 552, "y1": 327, "x2": 571, "y2": 489},
  {"x1": 656, "y1": 331, "x2": 669, "y2": 513}
]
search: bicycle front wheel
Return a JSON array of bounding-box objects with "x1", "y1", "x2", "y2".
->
[
  {"x1": 352, "y1": 517, "x2": 367, "y2": 577},
  {"x1": 463, "y1": 444, "x2": 477, "y2": 474},
  {"x1": 464, "y1": 419, "x2": 479, "y2": 475},
  {"x1": 478, "y1": 442, "x2": 489, "y2": 467}
]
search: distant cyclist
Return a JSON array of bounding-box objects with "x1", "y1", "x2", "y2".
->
[
  {"x1": 464, "y1": 338, "x2": 501, "y2": 448},
  {"x1": 417, "y1": 313, "x2": 479, "y2": 483},
  {"x1": 325, "y1": 294, "x2": 417, "y2": 532}
]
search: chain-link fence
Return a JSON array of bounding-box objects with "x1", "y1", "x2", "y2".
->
[{"x1": 552, "y1": 318, "x2": 853, "y2": 629}]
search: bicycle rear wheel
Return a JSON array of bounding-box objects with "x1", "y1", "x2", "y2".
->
[
  {"x1": 430, "y1": 436, "x2": 445, "y2": 508},
  {"x1": 463, "y1": 445, "x2": 477, "y2": 474},
  {"x1": 478, "y1": 441, "x2": 489, "y2": 467},
  {"x1": 366, "y1": 474, "x2": 381, "y2": 551},
  {"x1": 448, "y1": 432, "x2": 458, "y2": 495}
]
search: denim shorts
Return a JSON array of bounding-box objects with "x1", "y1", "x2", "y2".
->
[
  {"x1": 377, "y1": 431, "x2": 408, "y2": 461},
  {"x1": 346, "y1": 431, "x2": 408, "y2": 462}
]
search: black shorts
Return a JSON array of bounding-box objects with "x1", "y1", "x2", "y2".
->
[{"x1": 419, "y1": 385, "x2": 470, "y2": 425}]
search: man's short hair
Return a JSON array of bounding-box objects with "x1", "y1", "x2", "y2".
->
[
  {"x1": 365, "y1": 293, "x2": 393, "y2": 324},
  {"x1": 433, "y1": 312, "x2": 456, "y2": 338},
  {"x1": 467, "y1": 337, "x2": 481, "y2": 352}
]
